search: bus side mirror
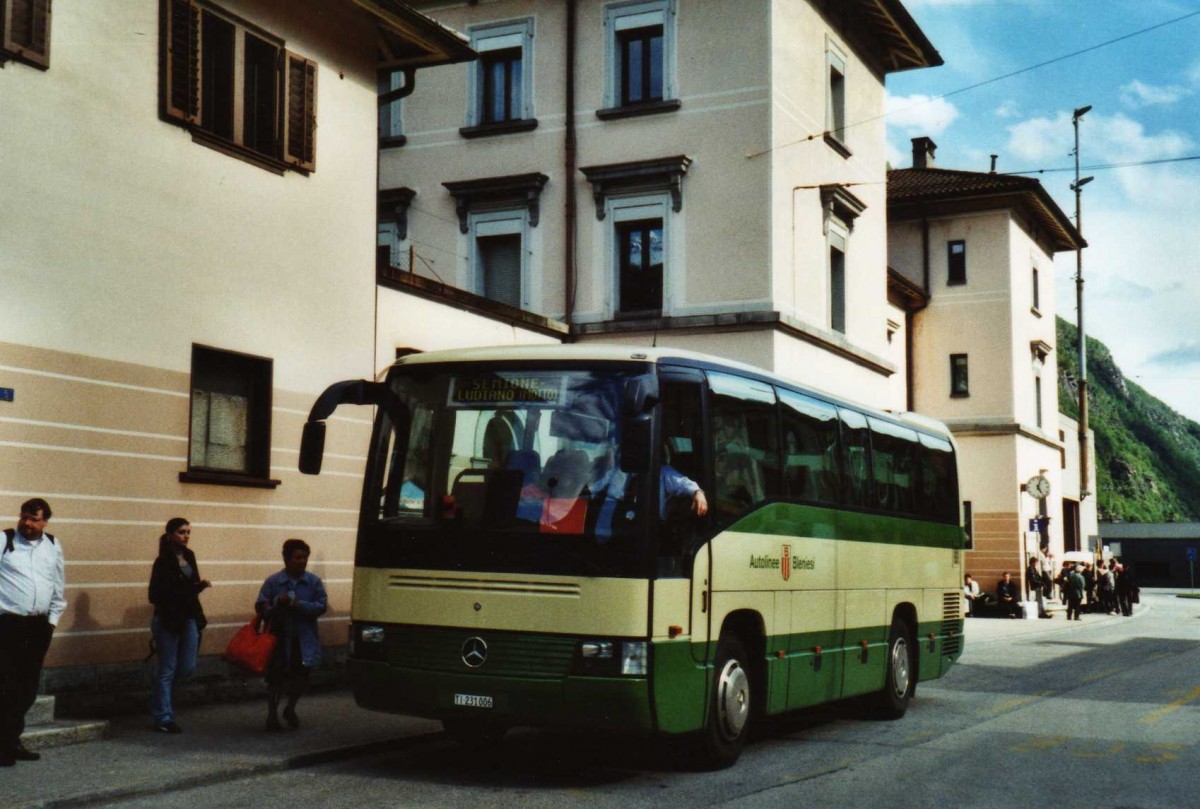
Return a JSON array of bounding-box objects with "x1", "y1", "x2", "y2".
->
[
  {"x1": 299, "y1": 421, "x2": 327, "y2": 475},
  {"x1": 622, "y1": 376, "x2": 659, "y2": 416},
  {"x1": 619, "y1": 415, "x2": 653, "y2": 473}
]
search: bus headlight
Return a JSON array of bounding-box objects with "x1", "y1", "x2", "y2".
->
[
  {"x1": 580, "y1": 641, "x2": 614, "y2": 659},
  {"x1": 361, "y1": 625, "x2": 385, "y2": 643},
  {"x1": 620, "y1": 641, "x2": 648, "y2": 676}
]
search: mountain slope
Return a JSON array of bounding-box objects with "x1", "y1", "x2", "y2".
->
[{"x1": 1057, "y1": 317, "x2": 1200, "y2": 522}]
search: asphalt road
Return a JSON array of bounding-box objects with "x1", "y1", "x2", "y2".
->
[{"x1": 103, "y1": 592, "x2": 1200, "y2": 809}]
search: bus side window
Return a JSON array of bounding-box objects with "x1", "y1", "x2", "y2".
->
[
  {"x1": 916, "y1": 433, "x2": 958, "y2": 523},
  {"x1": 868, "y1": 417, "x2": 920, "y2": 515},
  {"x1": 778, "y1": 389, "x2": 839, "y2": 505},
  {"x1": 708, "y1": 372, "x2": 780, "y2": 526},
  {"x1": 837, "y1": 408, "x2": 871, "y2": 509}
]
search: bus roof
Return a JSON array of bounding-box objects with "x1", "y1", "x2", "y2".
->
[{"x1": 388, "y1": 344, "x2": 954, "y2": 442}]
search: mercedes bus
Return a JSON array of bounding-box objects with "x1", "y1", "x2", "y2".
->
[{"x1": 299, "y1": 345, "x2": 966, "y2": 768}]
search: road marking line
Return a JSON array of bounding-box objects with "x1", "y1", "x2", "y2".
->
[
  {"x1": 981, "y1": 695, "x2": 1038, "y2": 716},
  {"x1": 1081, "y1": 667, "x2": 1119, "y2": 684},
  {"x1": 1140, "y1": 685, "x2": 1200, "y2": 724}
]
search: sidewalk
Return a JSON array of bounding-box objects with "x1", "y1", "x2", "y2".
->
[
  {"x1": 0, "y1": 691, "x2": 443, "y2": 809},
  {"x1": 961, "y1": 593, "x2": 1149, "y2": 647}
]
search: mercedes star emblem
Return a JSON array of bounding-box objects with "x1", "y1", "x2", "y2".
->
[{"x1": 461, "y1": 636, "x2": 488, "y2": 668}]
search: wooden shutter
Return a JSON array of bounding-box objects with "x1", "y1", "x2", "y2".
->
[
  {"x1": 2, "y1": 0, "x2": 51, "y2": 68},
  {"x1": 283, "y1": 51, "x2": 317, "y2": 171},
  {"x1": 162, "y1": 0, "x2": 200, "y2": 124}
]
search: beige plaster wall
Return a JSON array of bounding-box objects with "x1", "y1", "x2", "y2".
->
[
  {"x1": 374, "y1": 288, "x2": 561, "y2": 368},
  {"x1": 907, "y1": 211, "x2": 1015, "y2": 418},
  {"x1": 0, "y1": 1, "x2": 387, "y2": 669},
  {"x1": 1, "y1": 0, "x2": 382, "y2": 395},
  {"x1": 768, "y1": 0, "x2": 891, "y2": 405}
]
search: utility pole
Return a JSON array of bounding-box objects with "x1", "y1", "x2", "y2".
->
[{"x1": 1071, "y1": 105, "x2": 1094, "y2": 500}]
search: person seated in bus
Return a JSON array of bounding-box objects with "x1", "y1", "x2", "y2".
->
[{"x1": 661, "y1": 442, "x2": 707, "y2": 520}]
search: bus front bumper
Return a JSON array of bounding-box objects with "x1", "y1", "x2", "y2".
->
[{"x1": 348, "y1": 658, "x2": 656, "y2": 733}]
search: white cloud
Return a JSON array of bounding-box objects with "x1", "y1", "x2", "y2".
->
[
  {"x1": 994, "y1": 100, "x2": 1020, "y2": 119},
  {"x1": 885, "y1": 93, "x2": 960, "y2": 138},
  {"x1": 1119, "y1": 79, "x2": 1191, "y2": 109}
]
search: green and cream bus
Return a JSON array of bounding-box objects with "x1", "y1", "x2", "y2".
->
[{"x1": 299, "y1": 345, "x2": 965, "y2": 768}]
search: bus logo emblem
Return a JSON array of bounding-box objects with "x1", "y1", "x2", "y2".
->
[
  {"x1": 781, "y1": 545, "x2": 791, "y2": 581},
  {"x1": 462, "y1": 637, "x2": 488, "y2": 668}
]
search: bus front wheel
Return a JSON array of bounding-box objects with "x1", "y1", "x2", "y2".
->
[
  {"x1": 875, "y1": 617, "x2": 915, "y2": 719},
  {"x1": 697, "y1": 635, "x2": 751, "y2": 769}
]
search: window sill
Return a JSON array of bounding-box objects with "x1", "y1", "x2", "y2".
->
[
  {"x1": 459, "y1": 119, "x2": 539, "y2": 139},
  {"x1": 950, "y1": 392, "x2": 970, "y2": 399},
  {"x1": 1030, "y1": 306, "x2": 1043, "y2": 318},
  {"x1": 380, "y1": 135, "x2": 408, "y2": 149},
  {"x1": 595, "y1": 99, "x2": 682, "y2": 121},
  {"x1": 190, "y1": 130, "x2": 296, "y2": 176},
  {"x1": 0, "y1": 49, "x2": 49, "y2": 71},
  {"x1": 179, "y1": 470, "x2": 281, "y2": 490},
  {"x1": 823, "y1": 132, "x2": 852, "y2": 159}
]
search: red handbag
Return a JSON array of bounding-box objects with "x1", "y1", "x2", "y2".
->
[{"x1": 223, "y1": 617, "x2": 276, "y2": 674}]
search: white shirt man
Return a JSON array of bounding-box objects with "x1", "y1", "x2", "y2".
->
[{"x1": 0, "y1": 498, "x2": 66, "y2": 765}]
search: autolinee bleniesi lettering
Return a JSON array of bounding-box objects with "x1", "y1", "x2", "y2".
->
[{"x1": 749, "y1": 554, "x2": 816, "y2": 570}]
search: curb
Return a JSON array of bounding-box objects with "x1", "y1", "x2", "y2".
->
[{"x1": 14, "y1": 730, "x2": 445, "y2": 809}]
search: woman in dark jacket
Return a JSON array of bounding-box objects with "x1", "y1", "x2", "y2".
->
[{"x1": 148, "y1": 518, "x2": 210, "y2": 733}]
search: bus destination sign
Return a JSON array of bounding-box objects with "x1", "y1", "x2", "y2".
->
[{"x1": 449, "y1": 374, "x2": 565, "y2": 407}]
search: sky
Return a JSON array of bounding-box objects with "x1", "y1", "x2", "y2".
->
[{"x1": 885, "y1": 0, "x2": 1200, "y2": 423}]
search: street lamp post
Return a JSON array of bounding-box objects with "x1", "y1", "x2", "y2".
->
[{"x1": 1071, "y1": 105, "x2": 1093, "y2": 501}]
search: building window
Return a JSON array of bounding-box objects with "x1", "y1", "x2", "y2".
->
[
  {"x1": 947, "y1": 240, "x2": 966, "y2": 286},
  {"x1": 950, "y1": 354, "x2": 969, "y2": 397},
  {"x1": 184, "y1": 345, "x2": 277, "y2": 487},
  {"x1": 377, "y1": 188, "x2": 415, "y2": 274},
  {"x1": 825, "y1": 38, "x2": 847, "y2": 151},
  {"x1": 619, "y1": 23, "x2": 662, "y2": 105},
  {"x1": 962, "y1": 500, "x2": 973, "y2": 549},
  {"x1": 470, "y1": 210, "x2": 527, "y2": 309},
  {"x1": 617, "y1": 218, "x2": 664, "y2": 315},
  {"x1": 1031, "y1": 266, "x2": 1040, "y2": 311},
  {"x1": 464, "y1": 19, "x2": 534, "y2": 134},
  {"x1": 600, "y1": 0, "x2": 677, "y2": 116},
  {"x1": 1, "y1": 0, "x2": 51, "y2": 69},
  {"x1": 829, "y1": 241, "x2": 846, "y2": 334},
  {"x1": 161, "y1": 0, "x2": 317, "y2": 172},
  {"x1": 379, "y1": 69, "x2": 405, "y2": 147},
  {"x1": 1035, "y1": 374, "x2": 1043, "y2": 429},
  {"x1": 819, "y1": 185, "x2": 863, "y2": 336}
]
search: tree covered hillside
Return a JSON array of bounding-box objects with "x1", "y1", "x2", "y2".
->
[{"x1": 1057, "y1": 317, "x2": 1200, "y2": 522}]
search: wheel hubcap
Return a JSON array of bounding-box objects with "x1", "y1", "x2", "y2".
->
[
  {"x1": 716, "y1": 659, "x2": 750, "y2": 740},
  {"x1": 890, "y1": 637, "x2": 910, "y2": 697}
]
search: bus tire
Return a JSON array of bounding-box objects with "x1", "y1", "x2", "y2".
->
[
  {"x1": 442, "y1": 717, "x2": 508, "y2": 751},
  {"x1": 697, "y1": 635, "x2": 752, "y2": 769},
  {"x1": 875, "y1": 617, "x2": 915, "y2": 719}
]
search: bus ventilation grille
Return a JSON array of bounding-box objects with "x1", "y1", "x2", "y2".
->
[
  {"x1": 941, "y1": 591, "x2": 963, "y2": 657},
  {"x1": 387, "y1": 626, "x2": 577, "y2": 679}
]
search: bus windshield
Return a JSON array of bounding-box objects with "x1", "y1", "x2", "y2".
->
[{"x1": 366, "y1": 365, "x2": 652, "y2": 577}]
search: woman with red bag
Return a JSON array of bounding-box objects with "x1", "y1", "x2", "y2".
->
[
  {"x1": 255, "y1": 539, "x2": 327, "y2": 732},
  {"x1": 148, "y1": 518, "x2": 211, "y2": 734}
]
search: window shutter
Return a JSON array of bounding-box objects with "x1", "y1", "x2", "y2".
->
[
  {"x1": 283, "y1": 51, "x2": 317, "y2": 171},
  {"x1": 3, "y1": 0, "x2": 52, "y2": 68},
  {"x1": 162, "y1": 0, "x2": 200, "y2": 124},
  {"x1": 479, "y1": 234, "x2": 522, "y2": 308}
]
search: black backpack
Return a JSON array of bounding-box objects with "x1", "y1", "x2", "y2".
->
[{"x1": 3, "y1": 528, "x2": 56, "y2": 554}]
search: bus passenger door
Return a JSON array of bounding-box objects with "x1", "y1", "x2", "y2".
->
[{"x1": 657, "y1": 368, "x2": 711, "y2": 663}]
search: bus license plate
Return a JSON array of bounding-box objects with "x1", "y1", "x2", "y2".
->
[{"x1": 454, "y1": 693, "x2": 494, "y2": 709}]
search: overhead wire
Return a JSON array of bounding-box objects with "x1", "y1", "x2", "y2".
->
[{"x1": 747, "y1": 7, "x2": 1200, "y2": 160}]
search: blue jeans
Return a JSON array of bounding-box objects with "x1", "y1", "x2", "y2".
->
[{"x1": 151, "y1": 616, "x2": 198, "y2": 724}]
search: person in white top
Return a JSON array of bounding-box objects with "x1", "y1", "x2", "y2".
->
[{"x1": 0, "y1": 498, "x2": 66, "y2": 766}]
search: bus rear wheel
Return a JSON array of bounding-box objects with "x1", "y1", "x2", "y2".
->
[
  {"x1": 697, "y1": 635, "x2": 751, "y2": 769},
  {"x1": 442, "y1": 717, "x2": 509, "y2": 751},
  {"x1": 874, "y1": 617, "x2": 915, "y2": 719}
]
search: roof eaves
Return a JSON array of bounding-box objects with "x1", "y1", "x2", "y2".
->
[{"x1": 351, "y1": 0, "x2": 476, "y2": 68}]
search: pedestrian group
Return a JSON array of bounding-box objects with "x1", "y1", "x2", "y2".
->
[{"x1": 0, "y1": 497, "x2": 328, "y2": 766}]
